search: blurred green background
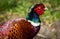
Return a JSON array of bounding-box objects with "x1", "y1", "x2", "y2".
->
[{"x1": 0, "y1": 0, "x2": 60, "y2": 39}]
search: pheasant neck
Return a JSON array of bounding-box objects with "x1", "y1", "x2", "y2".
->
[
  {"x1": 26, "y1": 12, "x2": 41, "y2": 37},
  {"x1": 26, "y1": 11, "x2": 41, "y2": 23}
]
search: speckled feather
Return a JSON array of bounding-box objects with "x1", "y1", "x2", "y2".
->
[{"x1": 0, "y1": 18, "x2": 40, "y2": 39}]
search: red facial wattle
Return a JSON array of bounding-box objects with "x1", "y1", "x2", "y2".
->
[{"x1": 35, "y1": 5, "x2": 44, "y2": 15}]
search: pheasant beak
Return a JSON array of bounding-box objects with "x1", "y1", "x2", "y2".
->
[{"x1": 44, "y1": 7, "x2": 48, "y2": 11}]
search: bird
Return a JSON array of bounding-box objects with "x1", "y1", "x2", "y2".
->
[{"x1": 0, "y1": 4, "x2": 46, "y2": 39}]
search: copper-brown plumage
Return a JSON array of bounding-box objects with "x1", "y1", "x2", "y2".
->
[{"x1": 0, "y1": 19, "x2": 40, "y2": 39}]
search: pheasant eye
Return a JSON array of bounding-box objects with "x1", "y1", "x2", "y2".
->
[{"x1": 38, "y1": 7, "x2": 41, "y2": 9}]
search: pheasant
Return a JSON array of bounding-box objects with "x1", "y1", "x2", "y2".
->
[{"x1": 0, "y1": 4, "x2": 46, "y2": 39}]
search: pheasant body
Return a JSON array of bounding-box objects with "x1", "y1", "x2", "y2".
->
[{"x1": 0, "y1": 18, "x2": 40, "y2": 39}]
